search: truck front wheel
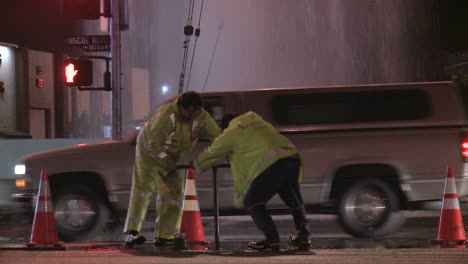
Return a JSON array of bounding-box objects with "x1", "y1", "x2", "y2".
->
[{"x1": 53, "y1": 185, "x2": 111, "y2": 242}]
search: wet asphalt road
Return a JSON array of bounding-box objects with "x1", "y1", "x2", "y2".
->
[
  {"x1": 1, "y1": 212, "x2": 468, "y2": 264},
  {"x1": 0, "y1": 210, "x2": 457, "y2": 250},
  {"x1": 2, "y1": 247, "x2": 468, "y2": 264}
]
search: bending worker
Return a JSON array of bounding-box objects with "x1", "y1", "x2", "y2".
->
[
  {"x1": 193, "y1": 111, "x2": 311, "y2": 251},
  {"x1": 124, "y1": 91, "x2": 221, "y2": 248}
]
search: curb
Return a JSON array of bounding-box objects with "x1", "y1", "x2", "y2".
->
[{"x1": 0, "y1": 242, "x2": 123, "y2": 251}]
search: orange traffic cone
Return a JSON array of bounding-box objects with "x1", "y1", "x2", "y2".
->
[
  {"x1": 431, "y1": 167, "x2": 467, "y2": 248},
  {"x1": 180, "y1": 169, "x2": 206, "y2": 250},
  {"x1": 26, "y1": 169, "x2": 64, "y2": 249}
]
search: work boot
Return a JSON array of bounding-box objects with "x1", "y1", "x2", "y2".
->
[
  {"x1": 247, "y1": 238, "x2": 281, "y2": 251},
  {"x1": 290, "y1": 206, "x2": 311, "y2": 249},
  {"x1": 288, "y1": 233, "x2": 311, "y2": 250},
  {"x1": 124, "y1": 230, "x2": 146, "y2": 248},
  {"x1": 154, "y1": 237, "x2": 174, "y2": 248},
  {"x1": 247, "y1": 204, "x2": 281, "y2": 251}
]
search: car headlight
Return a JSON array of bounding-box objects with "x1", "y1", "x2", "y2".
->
[
  {"x1": 14, "y1": 164, "x2": 26, "y2": 175},
  {"x1": 14, "y1": 164, "x2": 28, "y2": 188}
]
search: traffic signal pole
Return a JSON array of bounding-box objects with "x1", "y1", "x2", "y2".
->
[{"x1": 111, "y1": 0, "x2": 122, "y2": 140}]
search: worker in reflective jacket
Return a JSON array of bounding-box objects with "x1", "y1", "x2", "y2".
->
[
  {"x1": 124, "y1": 91, "x2": 221, "y2": 248},
  {"x1": 193, "y1": 111, "x2": 311, "y2": 251}
]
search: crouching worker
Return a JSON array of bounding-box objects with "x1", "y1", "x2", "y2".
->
[{"x1": 193, "y1": 111, "x2": 311, "y2": 251}]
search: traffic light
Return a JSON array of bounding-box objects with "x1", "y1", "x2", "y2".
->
[
  {"x1": 61, "y1": 0, "x2": 101, "y2": 20},
  {"x1": 64, "y1": 59, "x2": 93, "y2": 86}
]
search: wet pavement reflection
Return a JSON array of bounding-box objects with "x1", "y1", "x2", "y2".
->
[{"x1": 1, "y1": 211, "x2": 467, "y2": 251}]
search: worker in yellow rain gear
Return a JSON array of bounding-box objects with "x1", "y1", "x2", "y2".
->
[
  {"x1": 124, "y1": 91, "x2": 221, "y2": 248},
  {"x1": 193, "y1": 111, "x2": 311, "y2": 251}
]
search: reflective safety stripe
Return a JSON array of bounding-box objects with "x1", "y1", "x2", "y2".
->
[
  {"x1": 165, "y1": 131, "x2": 175, "y2": 145},
  {"x1": 253, "y1": 145, "x2": 296, "y2": 177},
  {"x1": 191, "y1": 120, "x2": 199, "y2": 139},
  {"x1": 136, "y1": 190, "x2": 153, "y2": 199},
  {"x1": 441, "y1": 174, "x2": 461, "y2": 210},
  {"x1": 35, "y1": 178, "x2": 54, "y2": 212},
  {"x1": 192, "y1": 120, "x2": 199, "y2": 131},
  {"x1": 442, "y1": 198, "x2": 460, "y2": 209},
  {"x1": 185, "y1": 179, "x2": 197, "y2": 196},
  {"x1": 162, "y1": 198, "x2": 182, "y2": 207},
  {"x1": 236, "y1": 145, "x2": 297, "y2": 202},
  {"x1": 159, "y1": 152, "x2": 168, "y2": 159},
  {"x1": 144, "y1": 113, "x2": 177, "y2": 162},
  {"x1": 444, "y1": 177, "x2": 457, "y2": 195},
  {"x1": 183, "y1": 200, "x2": 200, "y2": 211},
  {"x1": 158, "y1": 115, "x2": 177, "y2": 160},
  {"x1": 170, "y1": 113, "x2": 175, "y2": 126},
  {"x1": 143, "y1": 141, "x2": 154, "y2": 158}
]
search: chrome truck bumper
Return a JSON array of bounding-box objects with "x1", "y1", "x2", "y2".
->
[{"x1": 11, "y1": 191, "x2": 35, "y2": 223}]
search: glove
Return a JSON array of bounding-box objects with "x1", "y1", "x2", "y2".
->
[{"x1": 162, "y1": 155, "x2": 176, "y2": 172}]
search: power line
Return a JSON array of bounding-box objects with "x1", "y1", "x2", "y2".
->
[
  {"x1": 178, "y1": 0, "x2": 196, "y2": 94},
  {"x1": 186, "y1": 0, "x2": 204, "y2": 92}
]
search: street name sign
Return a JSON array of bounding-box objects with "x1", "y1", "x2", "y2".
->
[{"x1": 64, "y1": 35, "x2": 110, "y2": 52}]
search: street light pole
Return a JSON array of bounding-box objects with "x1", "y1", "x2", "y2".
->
[{"x1": 111, "y1": 0, "x2": 122, "y2": 140}]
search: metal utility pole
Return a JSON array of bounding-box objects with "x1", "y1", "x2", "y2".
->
[{"x1": 111, "y1": 0, "x2": 122, "y2": 140}]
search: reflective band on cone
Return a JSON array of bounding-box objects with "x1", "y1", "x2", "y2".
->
[
  {"x1": 442, "y1": 198, "x2": 460, "y2": 210},
  {"x1": 431, "y1": 167, "x2": 467, "y2": 247},
  {"x1": 26, "y1": 169, "x2": 64, "y2": 249},
  {"x1": 183, "y1": 199, "x2": 200, "y2": 212},
  {"x1": 180, "y1": 169, "x2": 207, "y2": 251}
]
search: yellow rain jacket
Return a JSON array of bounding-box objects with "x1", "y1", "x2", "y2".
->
[
  {"x1": 124, "y1": 99, "x2": 221, "y2": 239},
  {"x1": 140, "y1": 100, "x2": 221, "y2": 167},
  {"x1": 194, "y1": 111, "x2": 303, "y2": 206}
]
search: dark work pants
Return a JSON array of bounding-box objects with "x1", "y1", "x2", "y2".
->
[{"x1": 243, "y1": 157, "x2": 310, "y2": 241}]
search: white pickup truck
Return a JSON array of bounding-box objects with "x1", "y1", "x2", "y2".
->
[
  {"x1": 0, "y1": 128, "x2": 102, "y2": 215},
  {"x1": 13, "y1": 82, "x2": 468, "y2": 242}
]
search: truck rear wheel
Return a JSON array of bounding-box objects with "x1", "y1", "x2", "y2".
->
[
  {"x1": 337, "y1": 178, "x2": 405, "y2": 237},
  {"x1": 53, "y1": 185, "x2": 110, "y2": 242}
]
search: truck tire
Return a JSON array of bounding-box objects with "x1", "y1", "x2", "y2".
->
[
  {"x1": 337, "y1": 178, "x2": 405, "y2": 237},
  {"x1": 53, "y1": 185, "x2": 110, "y2": 242}
]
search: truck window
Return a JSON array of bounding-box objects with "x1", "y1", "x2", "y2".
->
[
  {"x1": 272, "y1": 89, "x2": 430, "y2": 125},
  {"x1": 200, "y1": 96, "x2": 224, "y2": 140},
  {"x1": 454, "y1": 82, "x2": 468, "y2": 120}
]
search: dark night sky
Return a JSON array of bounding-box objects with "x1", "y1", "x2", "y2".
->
[{"x1": 0, "y1": 0, "x2": 78, "y2": 51}]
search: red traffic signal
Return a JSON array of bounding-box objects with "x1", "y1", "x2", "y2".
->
[{"x1": 64, "y1": 59, "x2": 93, "y2": 86}]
